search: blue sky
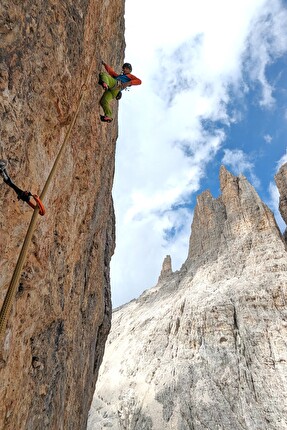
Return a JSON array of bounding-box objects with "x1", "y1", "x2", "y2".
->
[
  {"x1": 201, "y1": 56, "x2": 287, "y2": 198},
  {"x1": 111, "y1": 0, "x2": 287, "y2": 307}
]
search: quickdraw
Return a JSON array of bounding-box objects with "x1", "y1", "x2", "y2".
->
[
  {"x1": 0, "y1": 159, "x2": 45, "y2": 216},
  {"x1": 27, "y1": 194, "x2": 45, "y2": 215}
]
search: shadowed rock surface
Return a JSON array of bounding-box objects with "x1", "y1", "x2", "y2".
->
[
  {"x1": 0, "y1": 1, "x2": 124, "y2": 429},
  {"x1": 88, "y1": 166, "x2": 287, "y2": 430}
]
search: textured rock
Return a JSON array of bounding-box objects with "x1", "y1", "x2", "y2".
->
[
  {"x1": 158, "y1": 255, "x2": 173, "y2": 282},
  {"x1": 275, "y1": 162, "x2": 287, "y2": 238},
  {"x1": 0, "y1": 1, "x2": 124, "y2": 429},
  {"x1": 88, "y1": 167, "x2": 287, "y2": 430}
]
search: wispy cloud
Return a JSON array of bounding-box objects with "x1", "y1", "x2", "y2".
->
[
  {"x1": 268, "y1": 182, "x2": 285, "y2": 232},
  {"x1": 264, "y1": 134, "x2": 273, "y2": 143},
  {"x1": 243, "y1": 0, "x2": 287, "y2": 107},
  {"x1": 276, "y1": 149, "x2": 287, "y2": 170},
  {"x1": 222, "y1": 149, "x2": 260, "y2": 188}
]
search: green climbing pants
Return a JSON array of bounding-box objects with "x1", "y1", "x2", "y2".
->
[{"x1": 99, "y1": 72, "x2": 121, "y2": 118}]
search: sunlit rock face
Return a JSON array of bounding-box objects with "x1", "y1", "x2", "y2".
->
[
  {"x1": 275, "y1": 162, "x2": 287, "y2": 240},
  {"x1": 0, "y1": 1, "x2": 125, "y2": 429},
  {"x1": 88, "y1": 166, "x2": 287, "y2": 430}
]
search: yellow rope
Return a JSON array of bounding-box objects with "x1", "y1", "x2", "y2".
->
[{"x1": 0, "y1": 58, "x2": 95, "y2": 342}]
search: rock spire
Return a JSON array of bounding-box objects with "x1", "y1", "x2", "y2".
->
[{"x1": 158, "y1": 255, "x2": 173, "y2": 281}]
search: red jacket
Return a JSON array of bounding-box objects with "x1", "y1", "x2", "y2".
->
[{"x1": 104, "y1": 63, "x2": 142, "y2": 86}]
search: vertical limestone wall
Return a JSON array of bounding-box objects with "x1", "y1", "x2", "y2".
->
[{"x1": 0, "y1": 1, "x2": 125, "y2": 429}]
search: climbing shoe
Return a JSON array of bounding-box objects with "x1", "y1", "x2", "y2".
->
[
  {"x1": 98, "y1": 75, "x2": 109, "y2": 90},
  {"x1": 100, "y1": 115, "x2": 113, "y2": 123}
]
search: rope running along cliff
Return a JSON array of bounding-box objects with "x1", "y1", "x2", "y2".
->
[{"x1": 0, "y1": 55, "x2": 96, "y2": 341}]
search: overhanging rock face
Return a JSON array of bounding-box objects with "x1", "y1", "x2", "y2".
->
[
  {"x1": 0, "y1": 1, "x2": 125, "y2": 429},
  {"x1": 88, "y1": 166, "x2": 287, "y2": 430}
]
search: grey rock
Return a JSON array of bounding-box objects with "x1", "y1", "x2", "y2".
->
[
  {"x1": 158, "y1": 255, "x2": 173, "y2": 281},
  {"x1": 275, "y1": 162, "x2": 287, "y2": 240},
  {"x1": 88, "y1": 167, "x2": 287, "y2": 430}
]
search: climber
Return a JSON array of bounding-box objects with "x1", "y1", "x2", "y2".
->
[{"x1": 98, "y1": 61, "x2": 142, "y2": 123}]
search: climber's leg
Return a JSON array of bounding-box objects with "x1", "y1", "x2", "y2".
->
[
  {"x1": 100, "y1": 87, "x2": 121, "y2": 119},
  {"x1": 100, "y1": 90, "x2": 114, "y2": 118},
  {"x1": 99, "y1": 72, "x2": 117, "y2": 90}
]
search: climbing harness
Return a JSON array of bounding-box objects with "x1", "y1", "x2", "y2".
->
[
  {"x1": 0, "y1": 160, "x2": 45, "y2": 215},
  {"x1": 0, "y1": 55, "x2": 96, "y2": 341}
]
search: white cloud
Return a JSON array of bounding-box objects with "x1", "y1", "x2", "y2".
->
[
  {"x1": 243, "y1": 0, "x2": 287, "y2": 107},
  {"x1": 111, "y1": 0, "x2": 287, "y2": 307},
  {"x1": 264, "y1": 134, "x2": 273, "y2": 143},
  {"x1": 222, "y1": 149, "x2": 254, "y2": 172},
  {"x1": 276, "y1": 149, "x2": 287, "y2": 170},
  {"x1": 268, "y1": 182, "x2": 285, "y2": 232},
  {"x1": 269, "y1": 151, "x2": 287, "y2": 233},
  {"x1": 222, "y1": 149, "x2": 260, "y2": 188}
]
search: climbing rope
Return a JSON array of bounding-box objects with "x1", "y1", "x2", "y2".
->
[{"x1": 0, "y1": 56, "x2": 96, "y2": 341}]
